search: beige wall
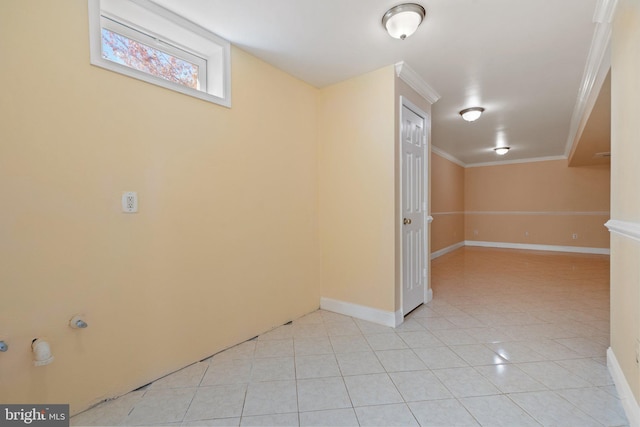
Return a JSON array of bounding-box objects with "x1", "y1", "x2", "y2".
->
[
  {"x1": 610, "y1": 0, "x2": 640, "y2": 405},
  {"x1": 431, "y1": 153, "x2": 465, "y2": 252},
  {"x1": 465, "y1": 160, "x2": 610, "y2": 248},
  {"x1": 318, "y1": 67, "x2": 396, "y2": 312},
  {"x1": 0, "y1": 1, "x2": 320, "y2": 413}
]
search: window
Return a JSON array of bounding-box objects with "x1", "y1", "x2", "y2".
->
[{"x1": 88, "y1": 0, "x2": 231, "y2": 107}]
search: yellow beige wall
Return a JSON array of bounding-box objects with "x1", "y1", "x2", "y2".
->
[
  {"x1": 0, "y1": 1, "x2": 320, "y2": 413},
  {"x1": 318, "y1": 67, "x2": 396, "y2": 312},
  {"x1": 431, "y1": 153, "x2": 465, "y2": 253},
  {"x1": 464, "y1": 160, "x2": 610, "y2": 248},
  {"x1": 610, "y1": 0, "x2": 640, "y2": 405}
]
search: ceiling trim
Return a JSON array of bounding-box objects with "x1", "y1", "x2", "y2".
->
[
  {"x1": 564, "y1": 0, "x2": 618, "y2": 157},
  {"x1": 395, "y1": 61, "x2": 441, "y2": 104},
  {"x1": 466, "y1": 155, "x2": 568, "y2": 169},
  {"x1": 431, "y1": 146, "x2": 466, "y2": 167},
  {"x1": 606, "y1": 219, "x2": 640, "y2": 244}
]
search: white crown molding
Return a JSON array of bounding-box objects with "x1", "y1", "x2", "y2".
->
[
  {"x1": 594, "y1": 0, "x2": 619, "y2": 23},
  {"x1": 608, "y1": 347, "x2": 640, "y2": 427},
  {"x1": 564, "y1": 0, "x2": 618, "y2": 158},
  {"x1": 395, "y1": 61, "x2": 441, "y2": 104},
  {"x1": 466, "y1": 155, "x2": 567, "y2": 168},
  {"x1": 431, "y1": 146, "x2": 466, "y2": 167},
  {"x1": 465, "y1": 240, "x2": 610, "y2": 255},
  {"x1": 605, "y1": 219, "x2": 640, "y2": 243}
]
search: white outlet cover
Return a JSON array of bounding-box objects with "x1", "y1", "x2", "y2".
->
[{"x1": 122, "y1": 192, "x2": 138, "y2": 213}]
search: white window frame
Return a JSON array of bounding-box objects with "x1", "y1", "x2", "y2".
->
[{"x1": 88, "y1": 0, "x2": 231, "y2": 107}]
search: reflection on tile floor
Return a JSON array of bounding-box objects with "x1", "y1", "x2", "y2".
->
[{"x1": 72, "y1": 247, "x2": 629, "y2": 426}]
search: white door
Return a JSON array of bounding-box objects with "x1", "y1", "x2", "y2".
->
[{"x1": 401, "y1": 104, "x2": 427, "y2": 315}]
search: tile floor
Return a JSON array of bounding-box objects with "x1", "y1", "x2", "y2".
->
[{"x1": 71, "y1": 247, "x2": 628, "y2": 426}]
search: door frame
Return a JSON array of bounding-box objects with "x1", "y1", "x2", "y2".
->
[{"x1": 398, "y1": 96, "x2": 433, "y2": 319}]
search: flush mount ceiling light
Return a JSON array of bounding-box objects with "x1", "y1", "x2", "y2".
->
[
  {"x1": 382, "y1": 4, "x2": 426, "y2": 40},
  {"x1": 459, "y1": 107, "x2": 485, "y2": 122},
  {"x1": 494, "y1": 147, "x2": 510, "y2": 155}
]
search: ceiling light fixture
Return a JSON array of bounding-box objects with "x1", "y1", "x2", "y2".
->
[
  {"x1": 459, "y1": 107, "x2": 485, "y2": 122},
  {"x1": 494, "y1": 147, "x2": 510, "y2": 155},
  {"x1": 382, "y1": 4, "x2": 426, "y2": 40}
]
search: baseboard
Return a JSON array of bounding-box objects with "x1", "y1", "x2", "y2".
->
[
  {"x1": 431, "y1": 241, "x2": 465, "y2": 259},
  {"x1": 464, "y1": 240, "x2": 610, "y2": 255},
  {"x1": 607, "y1": 347, "x2": 640, "y2": 427},
  {"x1": 320, "y1": 297, "x2": 402, "y2": 328}
]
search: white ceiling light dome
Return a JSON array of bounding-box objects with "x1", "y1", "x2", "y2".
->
[
  {"x1": 494, "y1": 147, "x2": 510, "y2": 155},
  {"x1": 382, "y1": 4, "x2": 426, "y2": 40},
  {"x1": 459, "y1": 107, "x2": 485, "y2": 122}
]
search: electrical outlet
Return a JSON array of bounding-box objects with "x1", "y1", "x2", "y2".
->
[
  {"x1": 572, "y1": 233, "x2": 578, "y2": 240},
  {"x1": 473, "y1": 230, "x2": 478, "y2": 236},
  {"x1": 525, "y1": 231, "x2": 529, "y2": 237},
  {"x1": 122, "y1": 192, "x2": 138, "y2": 213}
]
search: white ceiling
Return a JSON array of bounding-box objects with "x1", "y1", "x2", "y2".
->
[{"x1": 151, "y1": 0, "x2": 600, "y2": 165}]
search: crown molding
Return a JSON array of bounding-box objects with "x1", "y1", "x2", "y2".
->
[
  {"x1": 606, "y1": 219, "x2": 640, "y2": 243},
  {"x1": 395, "y1": 61, "x2": 441, "y2": 104},
  {"x1": 465, "y1": 155, "x2": 567, "y2": 168},
  {"x1": 594, "y1": 0, "x2": 619, "y2": 23},
  {"x1": 564, "y1": 0, "x2": 618, "y2": 158},
  {"x1": 430, "y1": 146, "x2": 466, "y2": 167}
]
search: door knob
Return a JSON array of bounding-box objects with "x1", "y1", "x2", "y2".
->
[{"x1": 403, "y1": 218, "x2": 412, "y2": 225}]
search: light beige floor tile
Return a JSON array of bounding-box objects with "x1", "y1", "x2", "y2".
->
[
  {"x1": 413, "y1": 346, "x2": 468, "y2": 369},
  {"x1": 389, "y1": 370, "x2": 452, "y2": 402},
  {"x1": 375, "y1": 349, "x2": 426, "y2": 372},
  {"x1": 254, "y1": 339, "x2": 294, "y2": 358},
  {"x1": 461, "y1": 395, "x2": 540, "y2": 426},
  {"x1": 557, "y1": 387, "x2": 628, "y2": 426},
  {"x1": 432, "y1": 367, "x2": 500, "y2": 398},
  {"x1": 293, "y1": 337, "x2": 333, "y2": 356},
  {"x1": 126, "y1": 388, "x2": 196, "y2": 426},
  {"x1": 330, "y1": 335, "x2": 372, "y2": 353},
  {"x1": 408, "y1": 399, "x2": 479, "y2": 427},
  {"x1": 297, "y1": 377, "x2": 351, "y2": 412},
  {"x1": 364, "y1": 333, "x2": 408, "y2": 351},
  {"x1": 555, "y1": 357, "x2": 614, "y2": 386},
  {"x1": 150, "y1": 362, "x2": 209, "y2": 390},
  {"x1": 516, "y1": 361, "x2": 591, "y2": 389},
  {"x1": 251, "y1": 357, "x2": 295, "y2": 382},
  {"x1": 343, "y1": 373, "x2": 403, "y2": 407},
  {"x1": 240, "y1": 413, "x2": 298, "y2": 427},
  {"x1": 397, "y1": 331, "x2": 443, "y2": 348},
  {"x1": 258, "y1": 325, "x2": 293, "y2": 341},
  {"x1": 201, "y1": 360, "x2": 252, "y2": 386},
  {"x1": 242, "y1": 380, "x2": 297, "y2": 417},
  {"x1": 474, "y1": 364, "x2": 546, "y2": 393},
  {"x1": 335, "y1": 351, "x2": 385, "y2": 376},
  {"x1": 182, "y1": 418, "x2": 240, "y2": 426},
  {"x1": 354, "y1": 403, "x2": 418, "y2": 427},
  {"x1": 299, "y1": 408, "x2": 358, "y2": 427},
  {"x1": 508, "y1": 390, "x2": 601, "y2": 427},
  {"x1": 450, "y1": 344, "x2": 507, "y2": 366},
  {"x1": 70, "y1": 390, "x2": 145, "y2": 426},
  {"x1": 295, "y1": 354, "x2": 341, "y2": 379},
  {"x1": 184, "y1": 385, "x2": 247, "y2": 422}
]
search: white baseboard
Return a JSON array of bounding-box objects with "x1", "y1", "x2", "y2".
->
[
  {"x1": 426, "y1": 288, "x2": 433, "y2": 303},
  {"x1": 431, "y1": 241, "x2": 465, "y2": 259},
  {"x1": 607, "y1": 347, "x2": 640, "y2": 427},
  {"x1": 464, "y1": 240, "x2": 610, "y2": 255},
  {"x1": 320, "y1": 297, "x2": 402, "y2": 328}
]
